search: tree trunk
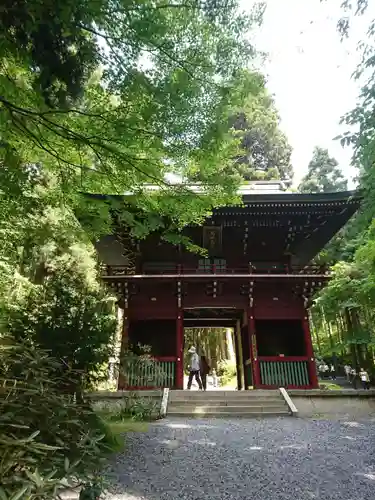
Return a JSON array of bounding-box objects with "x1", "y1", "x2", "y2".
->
[
  {"x1": 226, "y1": 328, "x2": 235, "y2": 362},
  {"x1": 351, "y1": 308, "x2": 365, "y2": 367},
  {"x1": 344, "y1": 308, "x2": 358, "y2": 367},
  {"x1": 310, "y1": 316, "x2": 322, "y2": 356},
  {"x1": 321, "y1": 306, "x2": 334, "y2": 351}
]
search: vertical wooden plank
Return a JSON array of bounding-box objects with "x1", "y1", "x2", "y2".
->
[
  {"x1": 297, "y1": 362, "x2": 301, "y2": 386},
  {"x1": 277, "y1": 362, "x2": 282, "y2": 385},
  {"x1": 278, "y1": 362, "x2": 283, "y2": 386},
  {"x1": 268, "y1": 362, "x2": 273, "y2": 385},
  {"x1": 280, "y1": 362, "x2": 286, "y2": 386},
  {"x1": 156, "y1": 361, "x2": 163, "y2": 387},
  {"x1": 167, "y1": 362, "x2": 171, "y2": 387},
  {"x1": 286, "y1": 361, "x2": 293, "y2": 385},
  {"x1": 294, "y1": 361, "x2": 301, "y2": 385},
  {"x1": 176, "y1": 313, "x2": 184, "y2": 389},
  {"x1": 271, "y1": 362, "x2": 276, "y2": 385},
  {"x1": 303, "y1": 314, "x2": 319, "y2": 388},
  {"x1": 303, "y1": 362, "x2": 309, "y2": 385},
  {"x1": 289, "y1": 362, "x2": 294, "y2": 385},
  {"x1": 235, "y1": 319, "x2": 244, "y2": 390},
  {"x1": 117, "y1": 300, "x2": 129, "y2": 390},
  {"x1": 233, "y1": 323, "x2": 242, "y2": 390},
  {"x1": 299, "y1": 362, "x2": 305, "y2": 386},
  {"x1": 291, "y1": 362, "x2": 296, "y2": 386},
  {"x1": 162, "y1": 361, "x2": 165, "y2": 387},
  {"x1": 176, "y1": 278, "x2": 184, "y2": 390},
  {"x1": 276, "y1": 362, "x2": 280, "y2": 385},
  {"x1": 249, "y1": 307, "x2": 261, "y2": 387},
  {"x1": 141, "y1": 360, "x2": 145, "y2": 387},
  {"x1": 298, "y1": 362, "x2": 303, "y2": 386},
  {"x1": 297, "y1": 362, "x2": 302, "y2": 386},
  {"x1": 273, "y1": 362, "x2": 278, "y2": 385}
]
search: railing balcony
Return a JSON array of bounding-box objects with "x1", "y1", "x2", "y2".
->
[
  {"x1": 102, "y1": 263, "x2": 331, "y2": 278},
  {"x1": 258, "y1": 357, "x2": 310, "y2": 388}
]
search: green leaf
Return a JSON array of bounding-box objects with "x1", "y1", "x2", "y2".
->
[
  {"x1": 0, "y1": 487, "x2": 8, "y2": 500},
  {"x1": 9, "y1": 487, "x2": 29, "y2": 500}
]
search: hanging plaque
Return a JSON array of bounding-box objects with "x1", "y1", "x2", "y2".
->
[{"x1": 203, "y1": 226, "x2": 222, "y2": 256}]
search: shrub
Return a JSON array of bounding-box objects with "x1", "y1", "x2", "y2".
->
[
  {"x1": 103, "y1": 392, "x2": 159, "y2": 422},
  {"x1": 3, "y1": 243, "x2": 117, "y2": 396},
  {"x1": 0, "y1": 339, "x2": 112, "y2": 499},
  {"x1": 217, "y1": 359, "x2": 237, "y2": 387},
  {"x1": 119, "y1": 393, "x2": 159, "y2": 421}
]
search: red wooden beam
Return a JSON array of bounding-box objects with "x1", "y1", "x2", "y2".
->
[
  {"x1": 258, "y1": 384, "x2": 311, "y2": 389},
  {"x1": 103, "y1": 273, "x2": 329, "y2": 280},
  {"x1": 176, "y1": 312, "x2": 184, "y2": 390},
  {"x1": 248, "y1": 308, "x2": 261, "y2": 388},
  {"x1": 302, "y1": 315, "x2": 319, "y2": 389},
  {"x1": 154, "y1": 356, "x2": 177, "y2": 362}
]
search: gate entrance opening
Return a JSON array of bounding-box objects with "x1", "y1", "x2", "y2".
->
[{"x1": 183, "y1": 308, "x2": 241, "y2": 390}]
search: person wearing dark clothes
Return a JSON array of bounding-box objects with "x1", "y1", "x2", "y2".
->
[
  {"x1": 200, "y1": 355, "x2": 211, "y2": 391},
  {"x1": 187, "y1": 346, "x2": 203, "y2": 390},
  {"x1": 351, "y1": 367, "x2": 358, "y2": 389},
  {"x1": 360, "y1": 368, "x2": 370, "y2": 390}
]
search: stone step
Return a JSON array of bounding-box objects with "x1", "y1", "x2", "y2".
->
[
  {"x1": 167, "y1": 389, "x2": 289, "y2": 418},
  {"x1": 169, "y1": 399, "x2": 285, "y2": 407},
  {"x1": 168, "y1": 405, "x2": 288, "y2": 414},
  {"x1": 170, "y1": 396, "x2": 284, "y2": 403},
  {"x1": 170, "y1": 392, "x2": 281, "y2": 400},
  {"x1": 171, "y1": 390, "x2": 280, "y2": 395},
  {"x1": 167, "y1": 410, "x2": 290, "y2": 418}
]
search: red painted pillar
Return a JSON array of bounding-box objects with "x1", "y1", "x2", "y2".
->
[
  {"x1": 176, "y1": 312, "x2": 184, "y2": 389},
  {"x1": 176, "y1": 280, "x2": 184, "y2": 389},
  {"x1": 303, "y1": 313, "x2": 319, "y2": 389},
  {"x1": 118, "y1": 282, "x2": 129, "y2": 390},
  {"x1": 248, "y1": 308, "x2": 261, "y2": 388},
  {"x1": 118, "y1": 308, "x2": 129, "y2": 390}
]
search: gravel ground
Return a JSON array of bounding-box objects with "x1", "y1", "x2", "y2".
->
[{"x1": 105, "y1": 416, "x2": 375, "y2": 500}]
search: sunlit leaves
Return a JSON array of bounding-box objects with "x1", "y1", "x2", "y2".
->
[{"x1": 0, "y1": 0, "x2": 263, "y2": 231}]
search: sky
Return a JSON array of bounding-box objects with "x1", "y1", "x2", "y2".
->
[{"x1": 241, "y1": 0, "x2": 375, "y2": 188}]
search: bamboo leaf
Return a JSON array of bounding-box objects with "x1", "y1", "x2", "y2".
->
[{"x1": 9, "y1": 487, "x2": 29, "y2": 500}]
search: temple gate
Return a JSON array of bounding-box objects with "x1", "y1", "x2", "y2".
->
[{"x1": 89, "y1": 183, "x2": 361, "y2": 390}]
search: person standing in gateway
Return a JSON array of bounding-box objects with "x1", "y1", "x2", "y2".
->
[
  {"x1": 187, "y1": 346, "x2": 203, "y2": 390},
  {"x1": 199, "y1": 355, "x2": 211, "y2": 391}
]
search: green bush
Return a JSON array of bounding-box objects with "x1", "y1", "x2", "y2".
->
[
  {"x1": 3, "y1": 242, "x2": 117, "y2": 397},
  {"x1": 217, "y1": 359, "x2": 237, "y2": 387},
  {"x1": 109, "y1": 392, "x2": 159, "y2": 422},
  {"x1": 0, "y1": 339, "x2": 112, "y2": 499}
]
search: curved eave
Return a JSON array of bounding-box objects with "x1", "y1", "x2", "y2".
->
[
  {"x1": 81, "y1": 189, "x2": 362, "y2": 205},
  {"x1": 241, "y1": 189, "x2": 361, "y2": 204},
  {"x1": 81, "y1": 190, "x2": 362, "y2": 267}
]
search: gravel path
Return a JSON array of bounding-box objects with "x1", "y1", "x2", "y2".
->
[{"x1": 106, "y1": 416, "x2": 375, "y2": 500}]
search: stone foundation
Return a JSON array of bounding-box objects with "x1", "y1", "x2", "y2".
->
[{"x1": 288, "y1": 389, "x2": 375, "y2": 418}]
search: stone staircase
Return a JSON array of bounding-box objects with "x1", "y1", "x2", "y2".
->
[{"x1": 167, "y1": 390, "x2": 291, "y2": 418}]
